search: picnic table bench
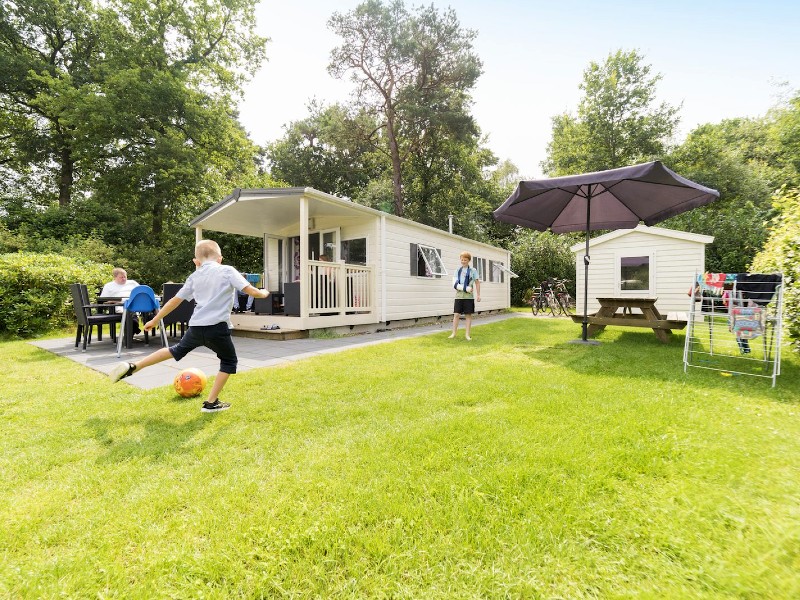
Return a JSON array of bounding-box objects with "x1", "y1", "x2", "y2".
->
[{"x1": 570, "y1": 297, "x2": 687, "y2": 343}]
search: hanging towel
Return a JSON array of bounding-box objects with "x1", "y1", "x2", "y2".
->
[
  {"x1": 729, "y1": 307, "x2": 764, "y2": 340},
  {"x1": 735, "y1": 273, "x2": 782, "y2": 306}
]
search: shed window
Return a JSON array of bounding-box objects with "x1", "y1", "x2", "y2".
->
[
  {"x1": 620, "y1": 256, "x2": 650, "y2": 291},
  {"x1": 410, "y1": 243, "x2": 447, "y2": 277}
]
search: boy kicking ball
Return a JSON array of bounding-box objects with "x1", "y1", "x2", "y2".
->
[{"x1": 110, "y1": 239, "x2": 268, "y2": 412}]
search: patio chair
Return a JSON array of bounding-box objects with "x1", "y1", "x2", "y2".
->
[
  {"x1": 116, "y1": 285, "x2": 168, "y2": 357},
  {"x1": 70, "y1": 283, "x2": 122, "y2": 351},
  {"x1": 161, "y1": 283, "x2": 194, "y2": 338}
]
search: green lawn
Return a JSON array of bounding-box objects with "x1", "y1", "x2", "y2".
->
[{"x1": 2, "y1": 319, "x2": 799, "y2": 598}]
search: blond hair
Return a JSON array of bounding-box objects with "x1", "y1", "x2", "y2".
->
[
  {"x1": 459, "y1": 251, "x2": 472, "y2": 261},
  {"x1": 195, "y1": 239, "x2": 222, "y2": 262},
  {"x1": 112, "y1": 267, "x2": 127, "y2": 278}
]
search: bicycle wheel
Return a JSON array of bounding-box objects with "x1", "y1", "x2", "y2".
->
[
  {"x1": 563, "y1": 293, "x2": 574, "y2": 311},
  {"x1": 546, "y1": 291, "x2": 559, "y2": 316},
  {"x1": 556, "y1": 292, "x2": 571, "y2": 316},
  {"x1": 530, "y1": 288, "x2": 541, "y2": 316}
]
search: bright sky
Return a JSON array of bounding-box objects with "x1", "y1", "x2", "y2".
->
[{"x1": 239, "y1": 0, "x2": 800, "y2": 179}]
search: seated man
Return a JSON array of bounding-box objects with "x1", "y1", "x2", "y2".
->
[
  {"x1": 101, "y1": 267, "x2": 142, "y2": 333},
  {"x1": 234, "y1": 273, "x2": 255, "y2": 312}
]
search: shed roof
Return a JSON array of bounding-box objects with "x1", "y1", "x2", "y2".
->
[{"x1": 570, "y1": 225, "x2": 714, "y2": 252}]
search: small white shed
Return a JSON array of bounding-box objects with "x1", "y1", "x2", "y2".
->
[{"x1": 570, "y1": 225, "x2": 714, "y2": 315}]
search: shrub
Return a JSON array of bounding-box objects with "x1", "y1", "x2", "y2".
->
[
  {"x1": 750, "y1": 186, "x2": 800, "y2": 352},
  {"x1": 0, "y1": 252, "x2": 113, "y2": 337},
  {"x1": 509, "y1": 230, "x2": 577, "y2": 305}
]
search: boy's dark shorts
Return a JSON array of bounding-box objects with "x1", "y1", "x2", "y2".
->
[
  {"x1": 454, "y1": 299, "x2": 475, "y2": 315},
  {"x1": 169, "y1": 322, "x2": 238, "y2": 374}
]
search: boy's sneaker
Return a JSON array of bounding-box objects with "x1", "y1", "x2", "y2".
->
[
  {"x1": 109, "y1": 362, "x2": 136, "y2": 383},
  {"x1": 201, "y1": 399, "x2": 231, "y2": 413}
]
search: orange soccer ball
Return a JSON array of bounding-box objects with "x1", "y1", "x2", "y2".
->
[{"x1": 173, "y1": 368, "x2": 207, "y2": 398}]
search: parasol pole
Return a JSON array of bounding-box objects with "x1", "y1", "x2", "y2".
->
[{"x1": 581, "y1": 186, "x2": 592, "y2": 342}]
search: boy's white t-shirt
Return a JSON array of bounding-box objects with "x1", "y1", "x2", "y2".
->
[{"x1": 176, "y1": 261, "x2": 249, "y2": 327}]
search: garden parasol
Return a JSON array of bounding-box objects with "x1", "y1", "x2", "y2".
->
[{"x1": 493, "y1": 161, "x2": 719, "y2": 342}]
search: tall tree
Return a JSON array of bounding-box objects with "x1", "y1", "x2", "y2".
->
[
  {"x1": 767, "y1": 90, "x2": 800, "y2": 188},
  {"x1": 664, "y1": 122, "x2": 771, "y2": 273},
  {"x1": 0, "y1": 0, "x2": 267, "y2": 238},
  {"x1": 267, "y1": 101, "x2": 383, "y2": 196},
  {"x1": 0, "y1": 0, "x2": 103, "y2": 207},
  {"x1": 543, "y1": 49, "x2": 679, "y2": 175},
  {"x1": 327, "y1": 0, "x2": 482, "y2": 216}
]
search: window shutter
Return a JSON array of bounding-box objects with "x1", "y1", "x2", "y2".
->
[{"x1": 410, "y1": 244, "x2": 418, "y2": 275}]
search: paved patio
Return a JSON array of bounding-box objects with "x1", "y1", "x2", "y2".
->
[{"x1": 32, "y1": 312, "x2": 520, "y2": 390}]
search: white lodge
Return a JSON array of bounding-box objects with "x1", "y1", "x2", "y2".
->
[{"x1": 190, "y1": 188, "x2": 512, "y2": 333}]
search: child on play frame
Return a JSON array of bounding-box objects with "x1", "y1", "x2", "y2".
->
[
  {"x1": 449, "y1": 251, "x2": 481, "y2": 341},
  {"x1": 109, "y1": 239, "x2": 268, "y2": 412}
]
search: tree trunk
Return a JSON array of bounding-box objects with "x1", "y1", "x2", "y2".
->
[
  {"x1": 151, "y1": 196, "x2": 164, "y2": 238},
  {"x1": 58, "y1": 147, "x2": 74, "y2": 207},
  {"x1": 386, "y1": 114, "x2": 404, "y2": 217}
]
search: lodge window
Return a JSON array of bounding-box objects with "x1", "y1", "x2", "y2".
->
[
  {"x1": 472, "y1": 257, "x2": 487, "y2": 281},
  {"x1": 489, "y1": 260, "x2": 502, "y2": 283},
  {"x1": 489, "y1": 261, "x2": 517, "y2": 283},
  {"x1": 410, "y1": 243, "x2": 446, "y2": 278},
  {"x1": 341, "y1": 237, "x2": 367, "y2": 265}
]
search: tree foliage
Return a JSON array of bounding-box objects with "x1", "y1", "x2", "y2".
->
[
  {"x1": 327, "y1": 0, "x2": 482, "y2": 216},
  {"x1": 543, "y1": 49, "x2": 679, "y2": 175},
  {"x1": 508, "y1": 230, "x2": 577, "y2": 306},
  {"x1": 662, "y1": 120, "x2": 775, "y2": 273},
  {"x1": 750, "y1": 186, "x2": 800, "y2": 351},
  {"x1": 267, "y1": 101, "x2": 383, "y2": 196},
  {"x1": 0, "y1": 0, "x2": 269, "y2": 283}
]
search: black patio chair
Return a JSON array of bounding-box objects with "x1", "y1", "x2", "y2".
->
[
  {"x1": 70, "y1": 283, "x2": 122, "y2": 351},
  {"x1": 161, "y1": 283, "x2": 195, "y2": 338}
]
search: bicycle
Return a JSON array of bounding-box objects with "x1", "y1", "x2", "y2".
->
[
  {"x1": 551, "y1": 278, "x2": 574, "y2": 316},
  {"x1": 528, "y1": 283, "x2": 558, "y2": 317}
]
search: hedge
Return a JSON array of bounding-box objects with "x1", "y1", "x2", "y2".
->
[{"x1": 0, "y1": 252, "x2": 113, "y2": 337}]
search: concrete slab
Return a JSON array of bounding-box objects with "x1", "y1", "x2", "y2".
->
[{"x1": 31, "y1": 312, "x2": 520, "y2": 390}]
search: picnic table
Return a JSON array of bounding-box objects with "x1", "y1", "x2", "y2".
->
[{"x1": 570, "y1": 297, "x2": 687, "y2": 343}]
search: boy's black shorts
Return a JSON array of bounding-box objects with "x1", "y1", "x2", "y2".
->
[
  {"x1": 454, "y1": 299, "x2": 475, "y2": 315},
  {"x1": 169, "y1": 322, "x2": 238, "y2": 374}
]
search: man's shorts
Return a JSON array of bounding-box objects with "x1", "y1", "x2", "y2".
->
[
  {"x1": 169, "y1": 322, "x2": 238, "y2": 374},
  {"x1": 454, "y1": 298, "x2": 475, "y2": 315}
]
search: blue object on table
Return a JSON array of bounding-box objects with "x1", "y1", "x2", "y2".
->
[{"x1": 245, "y1": 273, "x2": 261, "y2": 284}]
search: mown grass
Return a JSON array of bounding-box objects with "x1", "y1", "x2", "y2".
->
[{"x1": 2, "y1": 319, "x2": 799, "y2": 598}]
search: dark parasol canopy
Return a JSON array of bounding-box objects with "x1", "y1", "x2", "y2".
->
[{"x1": 493, "y1": 161, "x2": 719, "y2": 342}]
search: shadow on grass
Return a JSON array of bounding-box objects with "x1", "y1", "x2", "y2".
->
[
  {"x1": 23, "y1": 345, "x2": 71, "y2": 364},
  {"x1": 84, "y1": 413, "x2": 225, "y2": 463},
  {"x1": 422, "y1": 317, "x2": 800, "y2": 402}
]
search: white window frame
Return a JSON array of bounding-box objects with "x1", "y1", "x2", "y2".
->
[
  {"x1": 418, "y1": 244, "x2": 448, "y2": 277},
  {"x1": 616, "y1": 252, "x2": 655, "y2": 295},
  {"x1": 340, "y1": 236, "x2": 368, "y2": 265},
  {"x1": 490, "y1": 261, "x2": 518, "y2": 282},
  {"x1": 472, "y1": 257, "x2": 487, "y2": 281}
]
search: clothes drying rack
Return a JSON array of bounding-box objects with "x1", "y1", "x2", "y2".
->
[{"x1": 683, "y1": 272, "x2": 784, "y2": 387}]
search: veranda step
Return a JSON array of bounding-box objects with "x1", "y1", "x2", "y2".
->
[{"x1": 232, "y1": 327, "x2": 308, "y2": 341}]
